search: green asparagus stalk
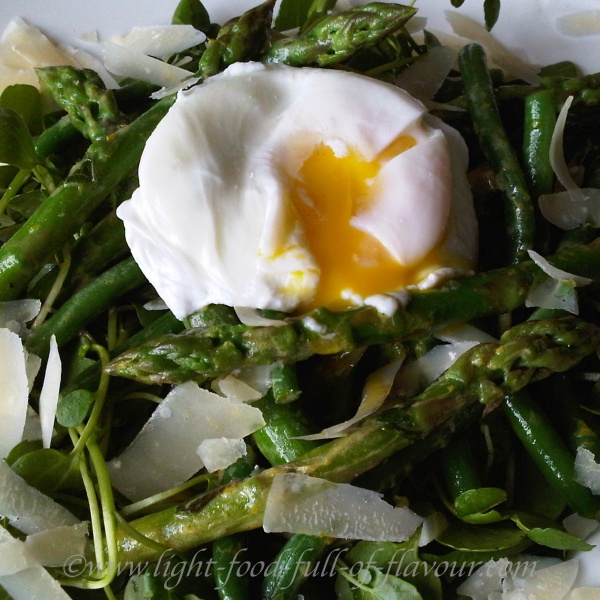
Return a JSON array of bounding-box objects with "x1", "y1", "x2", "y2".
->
[
  {"x1": 36, "y1": 66, "x2": 126, "y2": 142},
  {"x1": 115, "y1": 317, "x2": 600, "y2": 564},
  {"x1": 0, "y1": 95, "x2": 175, "y2": 302},
  {"x1": 198, "y1": 0, "x2": 276, "y2": 79},
  {"x1": 107, "y1": 237, "x2": 600, "y2": 385},
  {"x1": 262, "y1": 3, "x2": 417, "y2": 67}
]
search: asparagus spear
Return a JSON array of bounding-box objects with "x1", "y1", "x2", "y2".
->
[
  {"x1": 115, "y1": 317, "x2": 600, "y2": 564},
  {"x1": 263, "y1": 3, "x2": 417, "y2": 67},
  {"x1": 263, "y1": 3, "x2": 416, "y2": 67},
  {"x1": 107, "y1": 237, "x2": 600, "y2": 385},
  {"x1": 36, "y1": 66, "x2": 126, "y2": 142},
  {"x1": 198, "y1": 0, "x2": 276, "y2": 79}
]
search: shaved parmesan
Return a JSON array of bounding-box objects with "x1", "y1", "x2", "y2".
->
[
  {"x1": 571, "y1": 528, "x2": 600, "y2": 590},
  {"x1": 434, "y1": 323, "x2": 497, "y2": 344},
  {"x1": 24, "y1": 352, "x2": 41, "y2": 392},
  {"x1": 103, "y1": 41, "x2": 192, "y2": 87},
  {"x1": 563, "y1": 513, "x2": 599, "y2": 541},
  {"x1": 211, "y1": 374, "x2": 263, "y2": 403},
  {"x1": 263, "y1": 473, "x2": 424, "y2": 542},
  {"x1": 0, "y1": 527, "x2": 72, "y2": 600},
  {"x1": 574, "y1": 446, "x2": 600, "y2": 494},
  {"x1": 0, "y1": 329, "x2": 30, "y2": 458},
  {"x1": 0, "y1": 460, "x2": 79, "y2": 534},
  {"x1": 0, "y1": 538, "x2": 37, "y2": 576},
  {"x1": 197, "y1": 437, "x2": 247, "y2": 473},
  {"x1": 458, "y1": 558, "x2": 579, "y2": 600},
  {"x1": 0, "y1": 18, "x2": 76, "y2": 69},
  {"x1": 548, "y1": 97, "x2": 580, "y2": 195},
  {"x1": 526, "y1": 250, "x2": 591, "y2": 314},
  {"x1": 445, "y1": 11, "x2": 541, "y2": 84},
  {"x1": 557, "y1": 12, "x2": 600, "y2": 37},
  {"x1": 566, "y1": 589, "x2": 600, "y2": 600},
  {"x1": 110, "y1": 25, "x2": 205, "y2": 59},
  {"x1": 24, "y1": 523, "x2": 88, "y2": 567},
  {"x1": 108, "y1": 381, "x2": 265, "y2": 501},
  {"x1": 396, "y1": 46, "x2": 457, "y2": 103},
  {"x1": 39, "y1": 335, "x2": 61, "y2": 449},
  {"x1": 295, "y1": 358, "x2": 403, "y2": 440},
  {"x1": 539, "y1": 95, "x2": 600, "y2": 229},
  {"x1": 233, "y1": 307, "x2": 286, "y2": 327},
  {"x1": 528, "y1": 250, "x2": 592, "y2": 286},
  {"x1": 394, "y1": 340, "x2": 478, "y2": 397},
  {"x1": 0, "y1": 299, "x2": 41, "y2": 333}
]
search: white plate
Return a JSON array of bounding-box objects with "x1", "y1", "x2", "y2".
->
[{"x1": 0, "y1": 0, "x2": 599, "y2": 74}]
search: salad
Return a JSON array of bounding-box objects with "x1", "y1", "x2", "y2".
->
[{"x1": 0, "y1": 0, "x2": 600, "y2": 599}]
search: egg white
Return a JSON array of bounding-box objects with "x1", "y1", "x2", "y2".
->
[{"x1": 117, "y1": 62, "x2": 477, "y2": 319}]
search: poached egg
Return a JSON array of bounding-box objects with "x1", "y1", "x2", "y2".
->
[{"x1": 117, "y1": 62, "x2": 477, "y2": 319}]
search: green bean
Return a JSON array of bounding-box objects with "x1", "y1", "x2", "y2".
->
[
  {"x1": 26, "y1": 257, "x2": 147, "y2": 359},
  {"x1": 270, "y1": 363, "x2": 301, "y2": 404},
  {"x1": 522, "y1": 89, "x2": 557, "y2": 199},
  {"x1": 30, "y1": 209, "x2": 130, "y2": 302},
  {"x1": 252, "y1": 391, "x2": 319, "y2": 466},
  {"x1": 441, "y1": 435, "x2": 482, "y2": 499},
  {"x1": 503, "y1": 391, "x2": 600, "y2": 518},
  {"x1": 262, "y1": 534, "x2": 333, "y2": 600},
  {"x1": 549, "y1": 377, "x2": 600, "y2": 461},
  {"x1": 34, "y1": 114, "x2": 82, "y2": 157},
  {"x1": 212, "y1": 450, "x2": 257, "y2": 600},
  {"x1": 459, "y1": 43, "x2": 535, "y2": 263}
]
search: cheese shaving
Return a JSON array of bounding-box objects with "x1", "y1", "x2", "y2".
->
[
  {"x1": 574, "y1": 446, "x2": 600, "y2": 494},
  {"x1": 0, "y1": 329, "x2": 30, "y2": 459},
  {"x1": 38, "y1": 335, "x2": 61, "y2": 449},
  {"x1": 264, "y1": 473, "x2": 424, "y2": 542}
]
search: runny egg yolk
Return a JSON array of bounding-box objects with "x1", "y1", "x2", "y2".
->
[{"x1": 289, "y1": 138, "x2": 449, "y2": 311}]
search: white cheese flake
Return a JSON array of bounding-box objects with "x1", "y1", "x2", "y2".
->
[
  {"x1": 0, "y1": 460, "x2": 80, "y2": 535},
  {"x1": 108, "y1": 381, "x2": 265, "y2": 501},
  {"x1": 38, "y1": 335, "x2": 61, "y2": 449},
  {"x1": 24, "y1": 523, "x2": 88, "y2": 567},
  {"x1": 574, "y1": 446, "x2": 600, "y2": 494},
  {"x1": 0, "y1": 329, "x2": 30, "y2": 459},
  {"x1": 196, "y1": 437, "x2": 247, "y2": 473},
  {"x1": 295, "y1": 358, "x2": 403, "y2": 440},
  {"x1": 103, "y1": 41, "x2": 193, "y2": 87},
  {"x1": 263, "y1": 473, "x2": 424, "y2": 542},
  {"x1": 110, "y1": 25, "x2": 205, "y2": 58}
]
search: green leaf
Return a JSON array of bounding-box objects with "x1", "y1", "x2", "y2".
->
[
  {"x1": 484, "y1": 0, "x2": 501, "y2": 30},
  {"x1": 7, "y1": 189, "x2": 45, "y2": 220},
  {"x1": 0, "y1": 85, "x2": 43, "y2": 135},
  {"x1": 124, "y1": 574, "x2": 184, "y2": 600},
  {"x1": 451, "y1": 0, "x2": 465, "y2": 6},
  {"x1": 511, "y1": 513, "x2": 593, "y2": 551},
  {"x1": 171, "y1": 0, "x2": 211, "y2": 33},
  {"x1": 346, "y1": 538, "x2": 442, "y2": 600},
  {"x1": 0, "y1": 108, "x2": 38, "y2": 169},
  {"x1": 56, "y1": 389, "x2": 95, "y2": 427},
  {"x1": 539, "y1": 61, "x2": 579, "y2": 78},
  {"x1": 454, "y1": 487, "x2": 507, "y2": 517},
  {"x1": 336, "y1": 566, "x2": 423, "y2": 600},
  {"x1": 436, "y1": 523, "x2": 526, "y2": 552},
  {"x1": 9, "y1": 448, "x2": 82, "y2": 493}
]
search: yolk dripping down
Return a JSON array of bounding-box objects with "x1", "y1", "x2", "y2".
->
[{"x1": 289, "y1": 138, "x2": 451, "y2": 311}]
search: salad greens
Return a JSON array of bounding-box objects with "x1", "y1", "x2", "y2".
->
[{"x1": 0, "y1": 0, "x2": 600, "y2": 599}]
